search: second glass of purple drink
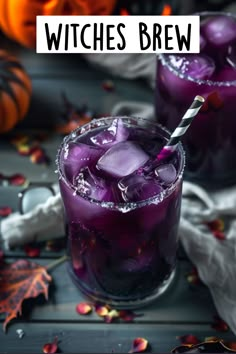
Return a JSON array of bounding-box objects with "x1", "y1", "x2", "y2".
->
[
  {"x1": 57, "y1": 116, "x2": 185, "y2": 308},
  {"x1": 156, "y1": 12, "x2": 236, "y2": 187}
]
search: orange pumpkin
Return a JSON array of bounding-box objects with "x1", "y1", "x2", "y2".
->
[
  {"x1": 0, "y1": 50, "x2": 32, "y2": 133},
  {"x1": 0, "y1": 0, "x2": 117, "y2": 48}
]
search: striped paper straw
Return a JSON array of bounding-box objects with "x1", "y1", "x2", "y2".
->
[{"x1": 157, "y1": 95, "x2": 205, "y2": 161}]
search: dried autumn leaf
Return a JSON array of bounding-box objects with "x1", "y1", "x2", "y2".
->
[
  {"x1": 43, "y1": 337, "x2": 58, "y2": 354},
  {"x1": 129, "y1": 338, "x2": 148, "y2": 353},
  {"x1": 76, "y1": 302, "x2": 92, "y2": 315},
  {"x1": 0, "y1": 259, "x2": 52, "y2": 331}
]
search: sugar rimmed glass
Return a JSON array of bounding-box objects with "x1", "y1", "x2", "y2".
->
[
  {"x1": 56, "y1": 116, "x2": 185, "y2": 308},
  {"x1": 156, "y1": 12, "x2": 236, "y2": 187}
]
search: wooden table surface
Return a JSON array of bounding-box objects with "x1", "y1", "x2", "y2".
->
[{"x1": 0, "y1": 33, "x2": 236, "y2": 353}]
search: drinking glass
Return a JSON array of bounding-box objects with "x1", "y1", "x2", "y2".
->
[
  {"x1": 156, "y1": 12, "x2": 236, "y2": 187},
  {"x1": 57, "y1": 116, "x2": 185, "y2": 308}
]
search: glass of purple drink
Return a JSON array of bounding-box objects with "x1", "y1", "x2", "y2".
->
[
  {"x1": 56, "y1": 116, "x2": 185, "y2": 308},
  {"x1": 156, "y1": 12, "x2": 236, "y2": 187}
]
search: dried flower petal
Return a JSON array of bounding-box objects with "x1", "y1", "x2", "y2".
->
[
  {"x1": 104, "y1": 309, "x2": 119, "y2": 323},
  {"x1": 178, "y1": 335, "x2": 200, "y2": 345},
  {"x1": 24, "y1": 245, "x2": 41, "y2": 258},
  {"x1": 43, "y1": 337, "x2": 58, "y2": 354},
  {"x1": 119, "y1": 310, "x2": 137, "y2": 322},
  {"x1": 0, "y1": 206, "x2": 12, "y2": 217},
  {"x1": 17, "y1": 144, "x2": 32, "y2": 156},
  {"x1": 30, "y1": 147, "x2": 48, "y2": 164},
  {"x1": 0, "y1": 249, "x2": 4, "y2": 264},
  {"x1": 206, "y1": 219, "x2": 224, "y2": 232},
  {"x1": 102, "y1": 80, "x2": 115, "y2": 92},
  {"x1": 129, "y1": 338, "x2": 148, "y2": 353},
  {"x1": 212, "y1": 316, "x2": 229, "y2": 332},
  {"x1": 186, "y1": 268, "x2": 200, "y2": 285},
  {"x1": 223, "y1": 341, "x2": 236, "y2": 351},
  {"x1": 95, "y1": 305, "x2": 109, "y2": 317},
  {"x1": 212, "y1": 230, "x2": 226, "y2": 241},
  {"x1": 45, "y1": 240, "x2": 65, "y2": 252},
  {"x1": 204, "y1": 336, "x2": 220, "y2": 342},
  {"x1": 8, "y1": 174, "x2": 27, "y2": 186},
  {"x1": 76, "y1": 302, "x2": 92, "y2": 315}
]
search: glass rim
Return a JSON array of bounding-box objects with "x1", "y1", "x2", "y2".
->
[
  {"x1": 159, "y1": 11, "x2": 236, "y2": 87},
  {"x1": 56, "y1": 116, "x2": 185, "y2": 212}
]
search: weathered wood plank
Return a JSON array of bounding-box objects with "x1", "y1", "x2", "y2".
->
[
  {"x1": 0, "y1": 322, "x2": 235, "y2": 354},
  {"x1": 0, "y1": 258, "x2": 217, "y2": 324}
]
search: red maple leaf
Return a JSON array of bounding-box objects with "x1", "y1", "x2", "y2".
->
[{"x1": 0, "y1": 259, "x2": 52, "y2": 331}]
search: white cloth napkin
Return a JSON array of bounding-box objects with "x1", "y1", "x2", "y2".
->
[{"x1": 181, "y1": 181, "x2": 236, "y2": 336}]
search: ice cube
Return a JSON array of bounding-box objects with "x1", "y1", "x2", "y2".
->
[
  {"x1": 119, "y1": 174, "x2": 163, "y2": 202},
  {"x1": 168, "y1": 54, "x2": 215, "y2": 80},
  {"x1": 97, "y1": 141, "x2": 149, "y2": 178},
  {"x1": 74, "y1": 167, "x2": 113, "y2": 202},
  {"x1": 202, "y1": 15, "x2": 236, "y2": 47},
  {"x1": 91, "y1": 118, "x2": 129, "y2": 148},
  {"x1": 62, "y1": 142, "x2": 103, "y2": 183},
  {"x1": 155, "y1": 164, "x2": 177, "y2": 184}
]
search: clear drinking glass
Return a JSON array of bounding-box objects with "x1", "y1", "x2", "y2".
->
[
  {"x1": 56, "y1": 116, "x2": 185, "y2": 308},
  {"x1": 156, "y1": 12, "x2": 236, "y2": 187}
]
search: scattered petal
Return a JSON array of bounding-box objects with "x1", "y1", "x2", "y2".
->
[
  {"x1": 129, "y1": 338, "x2": 148, "y2": 353},
  {"x1": 8, "y1": 173, "x2": 27, "y2": 186},
  {"x1": 24, "y1": 245, "x2": 41, "y2": 258},
  {"x1": 16, "y1": 328, "x2": 25, "y2": 339},
  {"x1": 206, "y1": 219, "x2": 224, "y2": 232},
  {"x1": 119, "y1": 310, "x2": 138, "y2": 322},
  {"x1": 186, "y1": 268, "x2": 200, "y2": 285},
  {"x1": 204, "y1": 336, "x2": 220, "y2": 342},
  {"x1": 45, "y1": 240, "x2": 66, "y2": 252},
  {"x1": 212, "y1": 316, "x2": 229, "y2": 332},
  {"x1": 43, "y1": 337, "x2": 58, "y2": 354},
  {"x1": 17, "y1": 144, "x2": 32, "y2": 156},
  {"x1": 178, "y1": 334, "x2": 200, "y2": 345},
  {"x1": 104, "y1": 309, "x2": 119, "y2": 323},
  {"x1": 95, "y1": 305, "x2": 109, "y2": 317},
  {"x1": 76, "y1": 302, "x2": 92, "y2": 315},
  {"x1": 223, "y1": 341, "x2": 236, "y2": 351},
  {"x1": 0, "y1": 249, "x2": 4, "y2": 264},
  {"x1": 212, "y1": 230, "x2": 226, "y2": 240},
  {"x1": 102, "y1": 80, "x2": 115, "y2": 92},
  {"x1": 30, "y1": 147, "x2": 49, "y2": 164},
  {"x1": 161, "y1": 4, "x2": 172, "y2": 16},
  {"x1": 0, "y1": 206, "x2": 12, "y2": 217}
]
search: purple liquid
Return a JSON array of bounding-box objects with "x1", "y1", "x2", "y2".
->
[
  {"x1": 156, "y1": 13, "x2": 236, "y2": 187},
  {"x1": 57, "y1": 117, "x2": 184, "y2": 307}
]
